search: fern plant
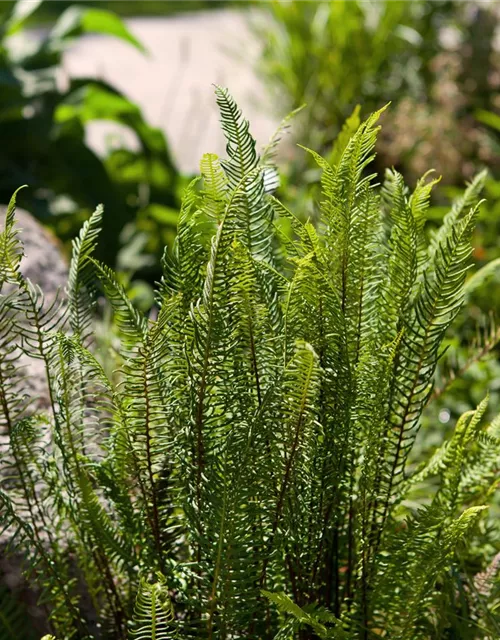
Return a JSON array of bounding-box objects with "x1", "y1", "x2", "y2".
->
[{"x1": 0, "y1": 87, "x2": 499, "y2": 639}]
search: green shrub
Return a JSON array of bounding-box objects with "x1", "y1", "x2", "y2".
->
[
  {"x1": 1, "y1": 87, "x2": 499, "y2": 639},
  {"x1": 257, "y1": 1, "x2": 445, "y2": 156},
  {"x1": 258, "y1": 1, "x2": 499, "y2": 188},
  {"x1": 0, "y1": 0, "x2": 180, "y2": 280}
]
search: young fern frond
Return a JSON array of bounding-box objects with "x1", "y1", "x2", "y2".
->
[
  {"x1": 130, "y1": 575, "x2": 178, "y2": 640},
  {"x1": 328, "y1": 105, "x2": 361, "y2": 169},
  {"x1": 262, "y1": 590, "x2": 348, "y2": 640},
  {"x1": 67, "y1": 205, "x2": 103, "y2": 345},
  {"x1": 408, "y1": 170, "x2": 440, "y2": 272},
  {"x1": 0, "y1": 186, "x2": 26, "y2": 285},
  {"x1": 215, "y1": 85, "x2": 275, "y2": 265}
]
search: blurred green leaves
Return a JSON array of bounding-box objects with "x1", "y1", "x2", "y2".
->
[
  {"x1": 258, "y1": 0, "x2": 438, "y2": 154},
  {"x1": 3, "y1": 0, "x2": 44, "y2": 36},
  {"x1": 0, "y1": 0, "x2": 180, "y2": 289},
  {"x1": 55, "y1": 84, "x2": 141, "y2": 124},
  {"x1": 50, "y1": 6, "x2": 146, "y2": 52}
]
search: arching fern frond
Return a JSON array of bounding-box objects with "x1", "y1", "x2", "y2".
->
[
  {"x1": 91, "y1": 257, "x2": 147, "y2": 354},
  {"x1": 215, "y1": 85, "x2": 276, "y2": 265},
  {"x1": 429, "y1": 170, "x2": 487, "y2": 260}
]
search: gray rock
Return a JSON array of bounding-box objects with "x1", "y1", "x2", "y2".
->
[
  {"x1": 0, "y1": 207, "x2": 68, "y2": 411},
  {"x1": 0, "y1": 207, "x2": 68, "y2": 636},
  {"x1": 3, "y1": 207, "x2": 68, "y2": 303}
]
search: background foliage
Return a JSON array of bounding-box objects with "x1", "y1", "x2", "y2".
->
[
  {"x1": 257, "y1": 0, "x2": 500, "y2": 188},
  {"x1": 0, "y1": 0, "x2": 182, "y2": 296},
  {"x1": 35, "y1": 1, "x2": 228, "y2": 22}
]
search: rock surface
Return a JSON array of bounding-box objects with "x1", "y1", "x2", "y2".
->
[
  {"x1": 0, "y1": 207, "x2": 68, "y2": 408},
  {"x1": 5, "y1": 207, "x2": 68, "y2": 301},
  {"x1": 0, "y1": 208, "x2": 67, "y2": 637}
]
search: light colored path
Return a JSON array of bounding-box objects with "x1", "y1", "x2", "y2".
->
[{"x1": 63, "y1": 8, "x2": 280, "y2": 174}]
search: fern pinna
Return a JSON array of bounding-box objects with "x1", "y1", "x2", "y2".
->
[{"x1": 0, "y1": 87, "x2": 499, "y2": 639}]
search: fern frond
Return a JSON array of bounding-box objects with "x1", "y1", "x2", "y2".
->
[
  {"x1": 429, "y1": 170, "x2": 487, "y2": 260},
  {"x1": 67, "y1": 205, "x2": 103, "y2": 345},
  {"x1": 130, "y1": 575, "x2": 179, "y2": 640},
  {"x1": 262, "y1": 591, "x2": 349, "y2": 639},
  {"x1": 215, "y1": 85, "x2": 276, "y2": 265},
  {"x1": 0, "y1": 186, "x2": 27, "y2": 286},
  {"x1": 91, "y1": 258, "x2": 147, "y2": 354},
  {"x1": 262, "y1": 104, "x2": 305, "y2": 165},
  {"x1": 200, "y1": 153, "x2": 227, "y2": 222},
  {"x1": 328, "y1": 104, "x2": 361, "y2": 169},
  {"x1": 77, "y1": 470, "x2": 138, "y2": 572},
  {"x1": 379, "y1": 168, "x2": 417, "y2": 344},
  {"x1": 378, "y1": 203, "x2": 480, "y2": 524},
  {"x1": 0, "y1": 89, "x2": 495, "y2": 639},
  {"x1": 408, "y1": 170, "x2": 440, "y2": 272},
  {"x1": 161, "y1": 177, "x2": 207, "y2": 307}
]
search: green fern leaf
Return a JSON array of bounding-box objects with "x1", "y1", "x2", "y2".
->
[{"x1": 130, "y1": 575, "x2": 178, "y2": 640}]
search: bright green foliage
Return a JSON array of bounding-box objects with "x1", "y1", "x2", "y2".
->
[
  {"x1": 130, "y1": 576, "x2": 178, "y2": 640},
  {"x1": 0, "y1": 87, "x2": 500, "y2": 639}
]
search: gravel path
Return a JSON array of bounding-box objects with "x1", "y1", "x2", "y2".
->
[{"x1": 64, "y1": 8, "x2": 280, "y2": 174}]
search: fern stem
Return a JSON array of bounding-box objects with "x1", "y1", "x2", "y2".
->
[
  {"x1": 207, "y1": 475, "x2": 229, "y2": 640},
  {"x1": 345, "y1": 491, "x2": 355, "y2": 605},
  {"x1": 192, "y1": 217, "x2": 229, "y2": 563},
  {"x1": 0, "y1": 350, "x2": 59, "y2": 607},
  {"x1": 260, "y1": 356, "x2": 314, "y2": 588},
  {"x1": 142, "y1": 350, "x2": 164, "y2": 572},
  {"x1": 247, "y1": 311, "x2": 262, "y2": 406},
  {"x1": 92, "y1": 548, "x2": 128, "y2": 640}
]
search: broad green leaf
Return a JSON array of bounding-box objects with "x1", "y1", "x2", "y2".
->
[
  {"x1": 50, "y1": 6, "x2": 146, "y2": 53},
  {"x1": 144, "y1": 204, "x2": 179, "y2": 227},
  {"x1": 55, "y1": 85, "x2": 140, "y2": 124},
  {"x1": 476, "y1": 108, "x2": 500, "y2": 133},
  {"x1": 5, "y1": 0, "x2": 44, "y2": 35}
]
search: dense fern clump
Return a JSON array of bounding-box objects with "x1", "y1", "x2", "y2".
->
[{"x1": 1, "y1": 87, "x2": 500, "y2": 639}]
